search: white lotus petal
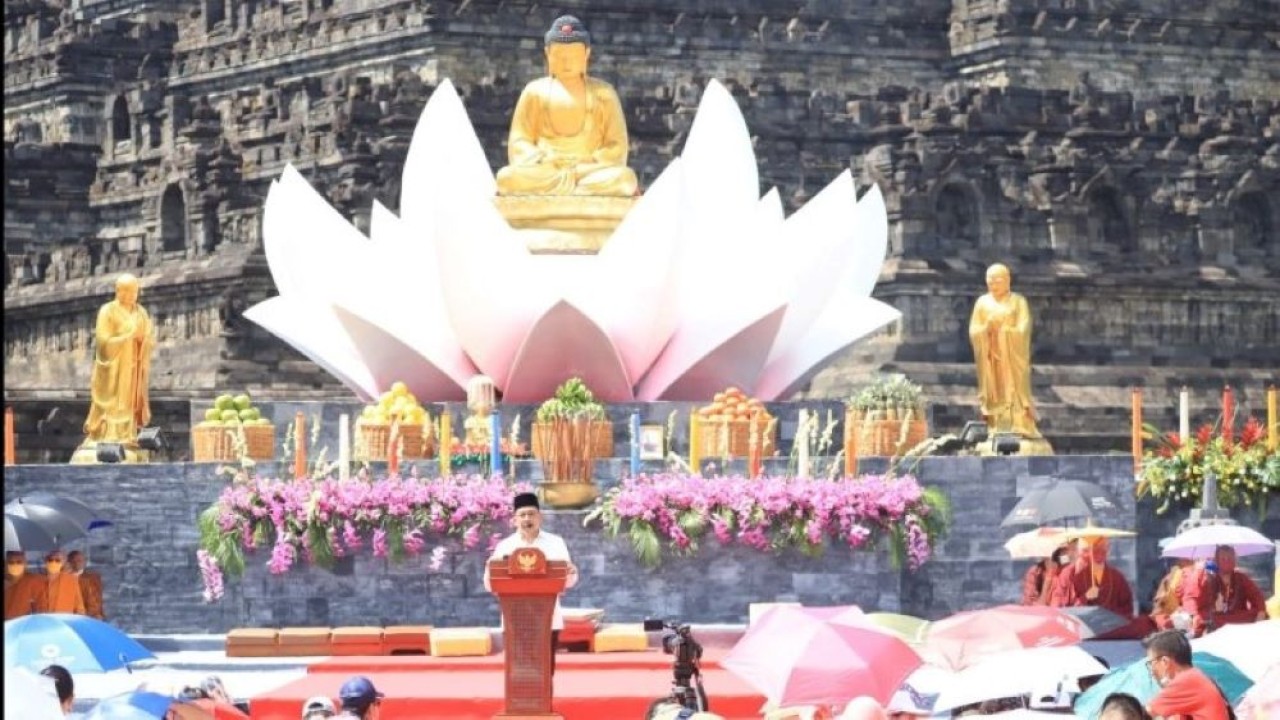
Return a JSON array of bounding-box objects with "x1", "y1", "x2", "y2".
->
[
  {"x1": 575, "y1": 158, "x2": 685, "y2": 382},
  {"x1": 242, "y1": 297, "x2": 378, "y2": 402},
  {"x1": 765, "y1": 170, "x2": 860, "y2": 364},
  {"x1": 330, "y1": 305, "x2": 467, "y2": 401},
  {"x1": 502, "y1": 300, "x2": 633, "y2": 403},
  {"x1": 754, "y1": 295, "x2": 900, "y2": 401},
  {"x1": 680, "y1": 79, "x2": 760, "y2": 226},
  {"x1": 400, "y1": 78, "x2": 496, "y2": 234},
  {"x1": 331, "y1": 203, "x2": 477, "y2": 390},
  {"x1": 264, "y1": 166, "x2": 372, "y2": 300},
  {"x1": 846, "y1": 184, "x2": 889, "y2": 297}
]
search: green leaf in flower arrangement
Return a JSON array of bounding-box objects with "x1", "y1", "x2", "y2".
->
[
  {"x1": 308, "y1": 523, "x2": 335, "y2": 570},
  {"x1": 387, "y1": 523, "x2": 406, "y2": 562},
  {"x1": 678, "y1": 510, "x2": 706, "y2": 537},
  {"x1": 252, "y1": 522, "x2": 269, "y2": 549},
  {"x1": 885, "y1": 526, "x2": 907, "y2": 571},
  {"x1": 629, "y1": 522, "x2": 662, "y2": 568}
]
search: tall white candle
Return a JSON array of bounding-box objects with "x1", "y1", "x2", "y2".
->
[
  {"x1": 338, "y1": 413, "x2": 351, "y2": 481},
  {"x1": 798, "y1": 409, "x2": 811, "y2": 478},
  {"x1": 1178, "y1": 387, "x2": 1190, "y2": 444}
]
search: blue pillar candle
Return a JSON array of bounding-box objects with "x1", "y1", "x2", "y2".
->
[
  {"x1": 490, "y1": 411, "x2": 502, "y2": 478},
  {"x1": 629, "y1": 412, "x2": 641, "y2": 478}
]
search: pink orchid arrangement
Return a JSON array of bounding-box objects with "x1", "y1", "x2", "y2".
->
[
  {"x1": 197, "y1": 474, "x2": 531, "y2": 600},
  {"x1": 584, "y1": 473, "x2": 949, "y2": 570}
]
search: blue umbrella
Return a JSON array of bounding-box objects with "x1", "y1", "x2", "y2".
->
[
  {"x1": 1074, "y1": 651, "x2": 1254, "y2": 719},
  {"x1": 3, "y1": 613, "x2": 154, "y2": 673},
  {"x1": 82, "y1": 691, "x2": 178, "y2": 720}
]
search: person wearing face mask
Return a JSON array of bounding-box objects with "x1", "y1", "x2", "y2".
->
[
  {"x1": 483, "y1": 492, "x2": 579, "y2": 677},
  {"x1": 1021, "y1": 543, "x2": 1072, "y2": 606},
  {"x1": 1143, "y1": 630, "x2": 1232, "y2": 720},
  {"x1": 1181, "y1": 545, "x2": 1267, "y2": 637},
  {"x1": 42, "y1": 550, "x2": 87, "y2": 615},
  {"x1": 66, "y1": 550, "x2": 105, "y2": 620},
  {"x1": 6, "y1": 550, "x2": 49, "y2": 619}
]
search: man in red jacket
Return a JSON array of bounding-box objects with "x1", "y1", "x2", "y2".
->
[
  {"x1": 1144, "y1": 629, "x2": 1231, "y2": 720},
  {"x1": 1181, "y1": 545, "x2": 1267, "y2": 637}
]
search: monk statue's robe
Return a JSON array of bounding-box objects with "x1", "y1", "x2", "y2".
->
[
  {"x1": 79, "y1": 571, "x2": 105, "y2": 620},
  {"x1": 45, "y1": 573, "x2": 86, "y2": 614},
  {"x1": 5, "y1": 574, "x2": 48, "y2": 619},
  {"x1": 84, "y1": 289, "x2": 154, "y2": 443},
  {"x1": 496, "y1": 76, "x2": 638, "y2": 197},
  {"x1": 969, "y1": 287, "x2": 1040, "y2": 438},
  {"x1": 1181, "y1": 567, "x2": 1267, "y2": 636}
]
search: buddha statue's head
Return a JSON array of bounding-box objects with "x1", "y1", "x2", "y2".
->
[
  {"x1": 985, "y1": 263, "x2": 1011, "y2": 300},
  {"x1": 115, "y1": 273, "x2": 141, "y2": 309},
  {"x1": 544, "y1": 15, "x2": 591, "y2": 83}
]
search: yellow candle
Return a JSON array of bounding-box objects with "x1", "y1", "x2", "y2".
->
[
  {"x1": 845, "y1": 413, "x2": 857, "y2": 478},
  {"x1": 439, "y1": 412, "x2": 452, "y2": 477},
  {"x1": 689, "y1": 412, "x2": 701, "y2": 474},
  {"x1": 1268, "y1": 385, "x2": 1277, "y2": 452},
  {"x1": 294, "y1": 411, "x2": 307, "y2": 480}
]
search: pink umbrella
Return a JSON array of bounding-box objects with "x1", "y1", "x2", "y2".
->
[
  {"x1": 724, "y1": 605, "x2": 922, "y2": 707},
  {"x1": 1236, "y1": 663, "x2": 1280, "y2": 720},
  {"x1": 925, "y1": 604, "x2": 1086, "y2": 670}
]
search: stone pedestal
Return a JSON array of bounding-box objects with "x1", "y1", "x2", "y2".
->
[{"x1": 493, "y1": 195, "x2": 636, "y2": 254}]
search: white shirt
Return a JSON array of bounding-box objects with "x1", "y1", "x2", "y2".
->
[{"x1": 485, "y1": 530, "x2": 577, "y2": 630}]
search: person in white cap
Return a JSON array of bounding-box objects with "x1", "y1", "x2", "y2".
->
[
  {"x1": 884, "y1": 685, "x2": 934, "y2": 720},
  {"x1": 302, "y1": 695, "x2": 336, "y2": 719}
]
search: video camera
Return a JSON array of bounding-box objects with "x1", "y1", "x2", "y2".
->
[{"x1": 643, "y1": 618, "x2": 708, "y2": 715}]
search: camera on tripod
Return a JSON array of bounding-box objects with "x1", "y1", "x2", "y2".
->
[{"x1": 643, "y1": 618, "x2": 708, "y2": 716}]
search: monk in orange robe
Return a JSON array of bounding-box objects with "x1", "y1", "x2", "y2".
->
[
  {"x1": 1181, "y1": 545, "x2": 1267, "y2": 637},
  {"x1": 1050, "y1": 537, "x2": 1153, "y2": 639},
  {"x1": 4, "y1": 551, "x2": 48, "y2": 619},
  {"x1": 42, "y1": 550, "x2": 87, "y2": 615},
  {"x1": 68, "y1": 550, "x2": 105, "y2": 620},
  {"x1": 1150, "y1": 558, "x2": 1194, "y2": 630}
]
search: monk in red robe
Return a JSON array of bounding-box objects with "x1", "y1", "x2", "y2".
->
[
  {"x1": 4, "y1": 551, "x2": 48, "y2": 619},
  {"x1": 1021, "y1": 543, "x2": 1072, "y2": 606},
  {"x1": 42, "y1": 550, "x2": 86, "y2": 615},
  {"x1": 1181, "y1": 545, "x2": 1267, "y2": 637},
  {"x1": 1050, "y1": 536, "x2": 1153, "y2": 639}
]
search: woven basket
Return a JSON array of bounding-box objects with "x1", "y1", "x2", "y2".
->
[
  {"x1": 354, "y1": 422, "x2": 435, "y2": 461},
  {"x1": 844, "y1": 409, "x2": 928, "y2": 458},
  {"x1": 699, "y1": 419, "x2": 777, "y2": 458},
  {"x1": 192, "y1": 424, "x2": 276, "y2": 462},
  {"x1": 531, "y1": 420, "x2": 613, "y2": 459}
]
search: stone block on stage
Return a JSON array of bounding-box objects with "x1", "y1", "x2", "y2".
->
[
  {"x1": 430, "y1": 627, "x2": 494, "y2": 657},
  {"x1": 277, "y1": 626, "x2": 333, "y2": 656},
  {"x1": 225, "y1": 628, "x2": 279, "y2": 658},
  {"x1": 383, "y1": 625, "x2": 433, "y2": 655},
  {"x1": 592, "y1": 624, "x2": 649, "y2": 653},
  {"x1": 330, "y1": 626, "x2": 385, "y2": 656}
]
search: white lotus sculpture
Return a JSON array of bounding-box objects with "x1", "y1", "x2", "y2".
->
[{"x1": 244, "y1": 79, "x2": 900, "y2": 403}]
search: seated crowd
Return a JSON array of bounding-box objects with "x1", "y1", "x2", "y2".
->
[{"x1": 1021, "y1": 537, "x2": 1268, "y2": 638}]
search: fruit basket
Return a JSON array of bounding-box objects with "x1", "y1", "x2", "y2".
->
[
  {"x1": 354, "y1": 383, "x2": 436, "y2": 461},
  {"x1": 696, "y1": 387, "x2": 776, "y2": 458},
  {"x1": 191, "y1": 393, "x2": 275, "y2": 462}
]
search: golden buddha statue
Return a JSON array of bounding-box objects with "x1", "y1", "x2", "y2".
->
[
  {"x1": 72, "y1": 273, "x2": 155, "y2": 464},
  {"x1": 968, "y1": 263, "x2": 1052, "y2": 455},
  {"x1": 493, "y1": 15, "x2": 638, "y2": 253},
  {"x1": 463, "y1": 375, "x2": 497, "y2": 447}
]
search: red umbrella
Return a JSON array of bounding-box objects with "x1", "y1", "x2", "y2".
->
[
  {"x1": 924, "y1": 605, "x2": 1086, "y2": 670},
  {"x1": 724, "y1": 605, "x2": 922, "y2": 708}
]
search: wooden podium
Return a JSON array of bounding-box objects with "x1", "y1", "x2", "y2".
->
[{"x1": 488, "y1": 547, "x2": 568, "y2": 719}]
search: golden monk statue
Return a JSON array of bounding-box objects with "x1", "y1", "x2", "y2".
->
[
  {"x1": 72, "y1": 273, "x2": 155, "y2": 464},
  {"x1": 463, "y1": 375, "x2": 496, "y2": 447},
  {"x1": 969, "y1": 263, "x2": 1048, "y2": 450},
  {"x1": 495, "y1": 15, "x2": 637, "y2": 197}
]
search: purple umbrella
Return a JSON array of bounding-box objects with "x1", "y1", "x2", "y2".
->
[{"x1": 1161, "y1": 524, "x2": 1274, "y2": 559}]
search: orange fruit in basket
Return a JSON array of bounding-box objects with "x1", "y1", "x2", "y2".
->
[{"x1": 713, "y1": 392, "x2": 726, "y2": 403}]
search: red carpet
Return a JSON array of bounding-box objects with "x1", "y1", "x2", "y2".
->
[{"x1": 250, "y1": 649, "x2": 766, "y2": 719}]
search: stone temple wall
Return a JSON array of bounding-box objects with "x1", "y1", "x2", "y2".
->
[
  {"x1": 4, "y1": 0, "x2": 1279, "y2": 457},
  {"x1": 4, "y1": 456, "x2": 1275, "y2": 633}
]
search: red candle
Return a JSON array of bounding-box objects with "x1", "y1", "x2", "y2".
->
[
  {"x1": 1223, "y1": 385, "x2": 1234, "y2": 449},
  {"x1": 4, "y1": 406, "x2": 14, "y2": 466}
]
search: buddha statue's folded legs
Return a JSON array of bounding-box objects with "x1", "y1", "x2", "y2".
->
[{"x1": 496, "y1": 163, "x2": 637, "y2": 197}]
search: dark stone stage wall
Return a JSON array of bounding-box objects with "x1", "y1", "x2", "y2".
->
[{"x1": 5, "y1": 457, "x2": 1275, "y2": 634}]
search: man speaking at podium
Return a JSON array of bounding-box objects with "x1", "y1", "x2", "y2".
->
[{"x1": 484, "y1": 492, "x2": 580, "y2": 673}]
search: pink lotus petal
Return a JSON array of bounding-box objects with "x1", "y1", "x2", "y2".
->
[
  {"x1": 330, "y1": 305, "x2": 467, "y2": 401},
  {"x1": 502, "y1": 300, "x2": 633, "y2": 402},
  {"x1": 243, "y1": 297, "x2": 378, "y2": 402},
  {"x1": 640, "y1": 306, "x2": 787, "y2": 400}
]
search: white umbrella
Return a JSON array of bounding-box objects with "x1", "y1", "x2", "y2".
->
[
  {"x1": 1003, "y1": 528, "x2": 1070, "y2": 560},
  {"x1": 4, "y1": 667, "x2": 65, "y2": 720},
  {"x1": 1192, "y1": 620, "x2": 1280, "y2": 680},
  {"x1": 1161, "y1": 525, "x2": 1275, "y2": 559},
  {"x1": 932, "y1": 645, "x2": 1107, "y2": 711}
]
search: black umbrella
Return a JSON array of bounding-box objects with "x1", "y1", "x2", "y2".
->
[
  {"x1": 4, "y1": 513, "x2": 58, "y2": 552},
  {"x1": 5, "y1": 494, "x2": 111, "y2": 544},
  {"x1": 1057, "y1": 606, "x2": 1130, "y2": 639},
  {"x1": 1000, "y1": 480, "x2": 1119, "y2": 528}
]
